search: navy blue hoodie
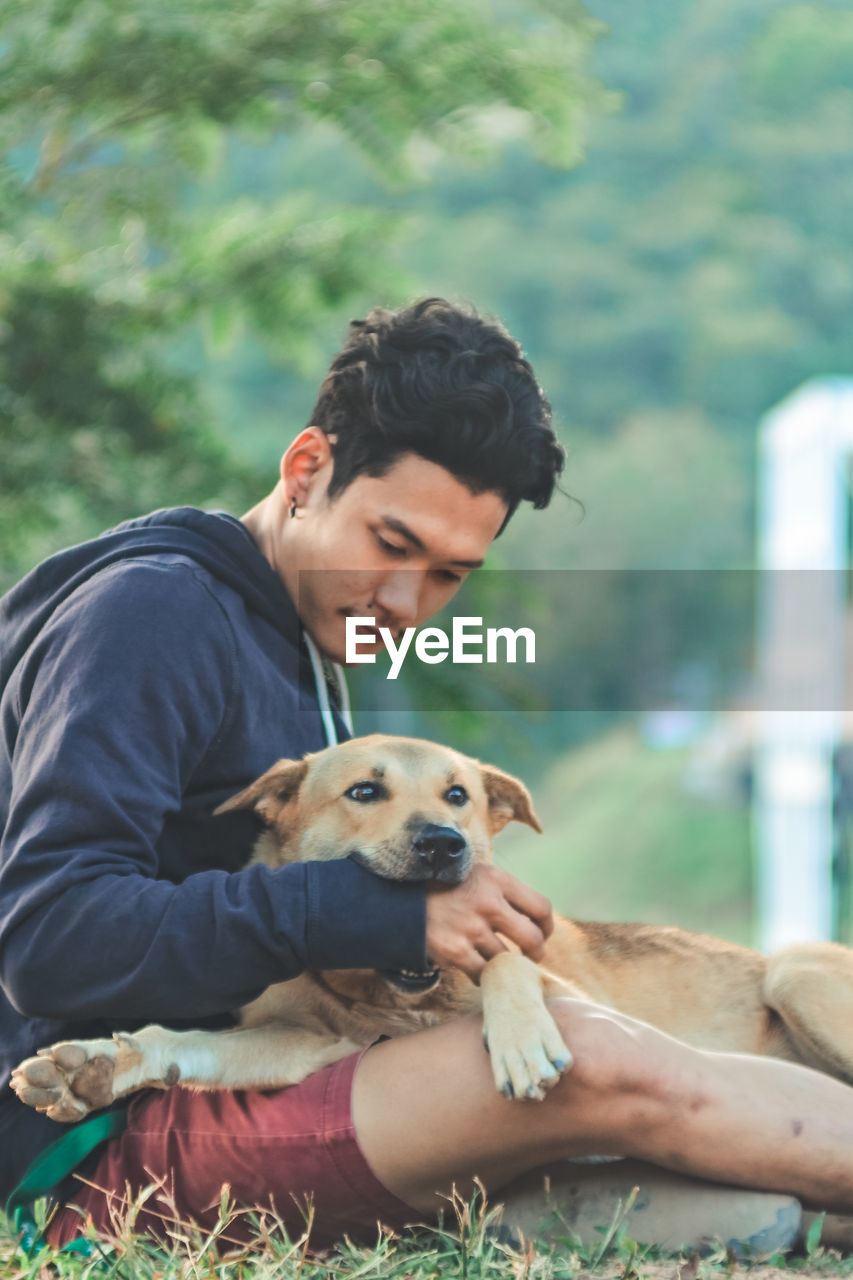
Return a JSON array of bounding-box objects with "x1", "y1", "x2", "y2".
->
[{"x1": 0, "y1": 507, "x2": 427, "y2": 1199}]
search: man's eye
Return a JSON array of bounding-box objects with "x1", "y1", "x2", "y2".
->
[
  {"x1": 345, "y1": 782, "x2": 386, "y2": 803},
  {"x1": 445, "y1": 785, "x2": 468, "y2": 806},
  {"x1": 438, "y1": 569, "x2": 463, "y2": 584},
  {"x1": 377, "y1": 535, "x2": 406, "y2": 558}
]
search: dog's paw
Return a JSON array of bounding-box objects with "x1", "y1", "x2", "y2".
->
[
  {"x1": 10, "y1": 1034, "x2": 142, "y2": 1123},
  {"x1": 484, "y1": 1005, "x2": 572, "y2": 1102}
]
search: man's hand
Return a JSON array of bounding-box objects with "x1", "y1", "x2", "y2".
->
[{"x1": 424, "y1": 864, "x2": 554, "y2": 982}]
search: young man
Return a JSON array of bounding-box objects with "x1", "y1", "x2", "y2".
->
[{"x1": 1, "y1": 299, "x2": 853, "y2": 1250}]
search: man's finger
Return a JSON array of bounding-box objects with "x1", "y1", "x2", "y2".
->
[
  {"x1": 498, "y1": 874, "x2": 554, "y2": 936},
  {"x1": 490, "y1": 906, "x2": 547, "y2": 961},
  {"x1": 473, "y1": 930, "x2": 508, "y2": 962},
  {"x1": 455, "y1": 944, "x2": 490, "y2": 982}
]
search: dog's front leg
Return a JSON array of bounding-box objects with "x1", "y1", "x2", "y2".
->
[
  {"x1": 11, "y1": 1024, "x2": 361, "y2": 1123},
  {"x1": 480, "y1": 952, "x2": 575, "y2": 1101}
]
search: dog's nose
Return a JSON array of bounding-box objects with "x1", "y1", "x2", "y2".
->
[{"x1": 413, "y1": 824, "x2": 466, "y2": 873}]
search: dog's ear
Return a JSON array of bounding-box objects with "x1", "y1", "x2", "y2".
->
[
  {"x1": 479, "y1": 765, "x2": 543, "y2": 835},
  {"x1": 214, "y1": 758, "x2": 309, "y2": 823}
]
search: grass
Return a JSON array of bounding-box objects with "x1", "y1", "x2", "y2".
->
[
  {"x1": 495, "y1": 725, "x2": 754, "y2": 946},
  {"x1": 4, "y1": 1186, "x2": 853, "y2": 1280}
]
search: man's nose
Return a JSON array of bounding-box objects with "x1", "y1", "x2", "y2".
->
[{"x1": 373, "y1": 570, "x2": 422, "y2": 628}]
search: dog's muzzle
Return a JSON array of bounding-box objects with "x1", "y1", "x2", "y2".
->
[
  {"x1": 413, "y1": 823, "x2": 469, "y2": 883},
  {"x1": 349, "y1": 823, "x2": 471, "y2": 885},
  {"x1": 352, "y1": 822, "x2": 469, "y2": 992}
]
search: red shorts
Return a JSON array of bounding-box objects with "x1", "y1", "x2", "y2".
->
[{"x1": 46, "y1": 1047, "x2": 423, "y2": 1251}]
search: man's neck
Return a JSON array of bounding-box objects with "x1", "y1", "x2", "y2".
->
[{"x1": 240, "y1": 488, "x2": 285, "y2": 576}]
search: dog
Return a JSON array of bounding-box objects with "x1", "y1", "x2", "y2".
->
[{"x1": 11, "y1": 734, "x2": 853, "y2": 1124}]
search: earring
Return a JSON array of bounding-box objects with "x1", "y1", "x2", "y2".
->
[{"x1": 289, "y1": 497, "x2": 297, "y2": 519}]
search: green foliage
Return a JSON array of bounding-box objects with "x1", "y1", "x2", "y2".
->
[
  {"x1": 0, "y1": 0, "x2": 602, "y2": 587},
  {"x1": 1, "y1": 0, "x2": 603, "y2": 174},
  {"x1": 335, "y1": 0, "x2": 853, "y2": 760},
  {"x1": 399, "y1": 0, "x2": 853, "y2": 453},
  {"x1": 749, "y1": 6, "x2": 853, "y2": 110},
  {"x1": 197, "y1": 0, "x2": 853, "y2": 586},
  {"x1": 0, "y1": 259, "x2": 252, "y2": 582},
  {"x1": 5, "y1": 0, "x2": 853, "y2": 764}
]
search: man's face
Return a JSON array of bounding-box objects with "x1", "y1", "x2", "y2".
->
[{"x1": 283, "y1": 453, "x2": 508, "y2": 663}]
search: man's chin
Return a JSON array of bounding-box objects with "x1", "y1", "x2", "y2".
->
[
  {"x1": 339, "y1": 637, "x2": 387, "y2": 666},
  {"x1": 334, "y1": 613, "x2": 390, "y2": 665},
  {"x1": 308, "y1": 620, "x2": 385, "y2": 666}
]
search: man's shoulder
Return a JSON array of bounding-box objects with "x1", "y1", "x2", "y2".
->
[
  {"x1": 37, "y1": 557, "x2": 244, "y2": 683},
  {"x1": 58, "y1": 508, "x2": 292, "y2": 643},
  {"x1": 59, "y1": 553, "x2": 237, "y2": 627}
]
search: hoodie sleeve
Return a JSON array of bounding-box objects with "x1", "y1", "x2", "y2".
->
[{"x1": 0, "y1": 560, "x2": 427, "y2": 1022}]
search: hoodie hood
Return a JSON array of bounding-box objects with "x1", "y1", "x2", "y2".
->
[{"x1": 0, "y1": 507, "x2": 302, "y2": 693}]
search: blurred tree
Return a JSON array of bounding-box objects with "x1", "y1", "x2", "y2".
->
[
  {"x1": 325, "y1": 0, "x2": 853, "y2": 764},
  {"x1": 0, "y1": 0, "x2": 605, "y2": 586},
  {"x1": 191, "y1": 0, "x2": 853, "y2": 580},
  {"x1": 408, "y1": 0, "x2": 853, "y2": 460}
]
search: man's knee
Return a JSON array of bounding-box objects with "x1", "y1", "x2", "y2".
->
[{"x1": 546, "y1": 998, "x2": 682, "y2": 1123}]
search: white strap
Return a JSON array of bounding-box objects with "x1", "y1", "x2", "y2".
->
[
  {"x1": 331, "y1": 659, "x2": 354, "y2": 736},
  {"x1": 303, "y1": 632, "x2": 352, "y2": 745}
]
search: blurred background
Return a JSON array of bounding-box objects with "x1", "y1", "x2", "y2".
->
[{"x1": 3, "y1": 0, "x2": 853, "y2": 947}]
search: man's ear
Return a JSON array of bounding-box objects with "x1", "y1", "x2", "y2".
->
[
  {"x1": 280, "y1": 426, "x2": 333, "y2": 509},
  {"x1": 479, "y1": 764, "x2": 543, "y2": 836},
  {"x1": 215, "y1": 758, "x2": 309, "y2": 824}
]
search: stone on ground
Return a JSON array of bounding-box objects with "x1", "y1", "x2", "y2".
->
[{"x1": 496, "y1": 1159, "x2": 802, "y2": 1256}]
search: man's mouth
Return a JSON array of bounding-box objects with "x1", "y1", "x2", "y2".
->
[
  {"x1": 380, "y1": 967, "x2": 441, "y2": 993},
  {"x1": 339, "y1": 609, "x2": 402, "y2": 643}
]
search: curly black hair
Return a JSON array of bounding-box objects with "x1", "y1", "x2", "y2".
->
[{"x1": 308, "y1": 298, "x2": 565, "y2": 532}]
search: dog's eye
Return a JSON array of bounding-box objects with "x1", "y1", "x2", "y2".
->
[
  {"x1": 445, "y1": 785, "x2": 468, "y2": 807},
  {"x1": 345, "y1": 782, "x2": 386, "y2": 803}
]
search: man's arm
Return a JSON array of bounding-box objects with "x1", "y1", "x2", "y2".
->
[{"x1": 0, "y1": 561, "x2": 427, "y2": 1022}]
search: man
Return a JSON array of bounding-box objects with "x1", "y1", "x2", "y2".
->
[{"x1": 1, "y1": 298, "x2": 852, "y2": 1251}]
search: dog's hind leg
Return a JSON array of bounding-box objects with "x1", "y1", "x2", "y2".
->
[
  {"x1": 764, "y1": 942, "x2": 853, "y2": 1084},
  {"x1": 11, "y1": 1024, "x2": 361, "y2": 1122}
]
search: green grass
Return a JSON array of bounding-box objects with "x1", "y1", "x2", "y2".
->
[
  {"x1": 495, "y1": 726, "x2": 754, "y2": 946},
  {"x1": 5, "y1": 1186, "x2": 853, "y2": 1280},
  {"x1": 0, "y1": 1186, "x2": 652, "y2": 1280}
]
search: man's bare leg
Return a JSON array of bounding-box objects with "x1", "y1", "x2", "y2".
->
[{"x1": 352, "y1": 999, "x2": 853, "y2": 1216}]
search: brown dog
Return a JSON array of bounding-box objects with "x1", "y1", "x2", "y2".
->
[{"x1": 11, "y1": 734, "x2": 853, "y2": 1123}]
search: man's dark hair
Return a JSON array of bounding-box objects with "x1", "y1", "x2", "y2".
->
[{"x1": 309, "y1": 298, "x2": 565, "y2": 531}]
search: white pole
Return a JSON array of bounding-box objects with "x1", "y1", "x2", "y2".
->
[{"x1": 755, "y1": 379, "x2": 853, "y2": 951}]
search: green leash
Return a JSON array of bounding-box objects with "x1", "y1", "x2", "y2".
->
[{"x1": 6, "y1": 1109, "x2": 128, "y2": 1255}]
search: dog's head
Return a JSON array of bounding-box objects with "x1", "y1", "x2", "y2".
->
[
  {"x1": 215, "y1": 734, "x2": 541, "y2": 996},
  {"x1": 216, "y1": 734, "x2": 540, "y2": 882}
]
